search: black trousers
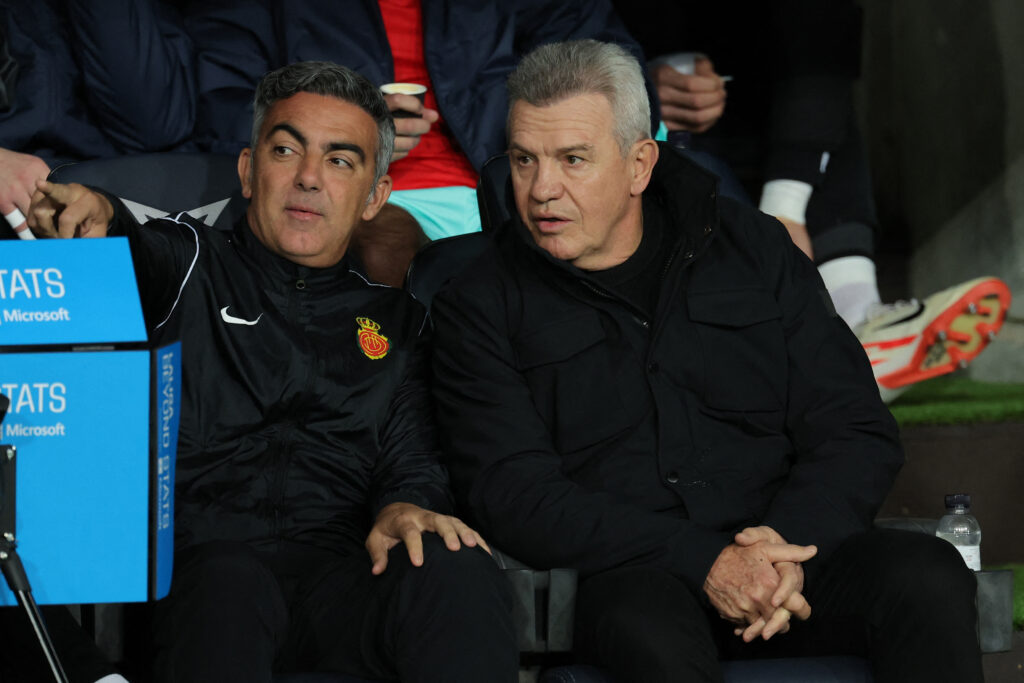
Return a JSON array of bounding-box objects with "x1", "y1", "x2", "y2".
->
[
  {"x1": 574, "y1": 529, "x2": 983, "y2": 683},
  {"x1": 150, "y1": 535, "x2": 518, "y2": 683}
]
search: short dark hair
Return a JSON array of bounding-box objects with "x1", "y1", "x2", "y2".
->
[{"x1": 252, "y1": 61, "x2": 395, "y2": 186}]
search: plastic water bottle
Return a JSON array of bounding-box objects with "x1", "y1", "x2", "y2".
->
[{"x1": 935, "y1": 493, "x2": 981, "y2": 570}]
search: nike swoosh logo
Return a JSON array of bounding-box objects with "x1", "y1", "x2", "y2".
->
[
  {"x1": 876, "y1": 301, "x2": 925, "y2": 329},
  {"x1": 220, "y1": 306, "x2": 263, "y2": 326}
]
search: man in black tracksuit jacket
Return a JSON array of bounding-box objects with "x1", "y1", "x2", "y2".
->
[
  {"x1": 431, "y1": 40, "x2": 982, "y2": 683},
  {"x1": 27, "y1": 61, "x2": 516, "y2": 683}
]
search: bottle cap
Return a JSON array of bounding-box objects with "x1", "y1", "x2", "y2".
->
[{"x1": 944, "y1": 493, "x2": 971, "y2": 508}]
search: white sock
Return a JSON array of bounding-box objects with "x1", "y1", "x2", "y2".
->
[
  {"x1": 95, "y1": 675, "x2": 130, "y2": 683},
  {"x1": 759, "y1": 179, "x2": 813, "y2": 225},
  {"x1": 818, "y1": 255, "x2": 881, "y2": 328}
]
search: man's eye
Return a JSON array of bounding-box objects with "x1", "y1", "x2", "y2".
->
[
  {"x1": 329, "y1": 157, "x2": 353, "y2": 168},
  {"x1": 566, "y1": 155, "x2": 582, "y2": 165},
  {"x1": 515, "y1": 154, "x2": 534, "y2": 166},
  {"x1": 273, "y1": 145, "x2": 294, "y2": 156}
]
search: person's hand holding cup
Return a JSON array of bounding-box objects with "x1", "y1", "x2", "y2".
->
[{"x1": 380, "y1": 82, "x2": 439, "y2": 162}]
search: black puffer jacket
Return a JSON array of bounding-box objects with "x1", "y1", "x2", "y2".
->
[
  {"x1": 431, "y1": 145, "x2": 902, "y2": 591},
  {"x1": 109, "y1": 204, "x2": 450, "y2": 554}
]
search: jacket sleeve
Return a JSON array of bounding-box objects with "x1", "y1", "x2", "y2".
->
[
  {"x1": 101, "y1": 193, "x2": 204, "y2": 333},
  {"x1": 371, "y1": 317, "x2": 454, "y2": 518},
  {"x1": 741, "y1": 207, "x2": 904, "y2": 566},
  {"x1": 431, "y1": 274, "x2": 732, "y2": 592},
  {"x1": 66, "y1": 0, "x2": 196, "y2": 153}
]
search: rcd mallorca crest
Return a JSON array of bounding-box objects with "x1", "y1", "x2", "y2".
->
[{"x1": 356, "y1": 317, "x2": 389, "y2": 360}]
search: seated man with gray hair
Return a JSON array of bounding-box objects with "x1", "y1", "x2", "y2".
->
[
  {"x1": 26, "y1": 60, "x2": 517, "y2": 683},
  {"x1": 431, "y1": 39, "x2": 982, "y2": 683}
]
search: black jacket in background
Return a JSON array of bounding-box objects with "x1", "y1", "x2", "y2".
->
[
  {"x1": 107, "y1": 202, "x2": 450, "y2": 554},
  {"x1": 430, "y1": 144, "x2": 902, "y2": 592}
]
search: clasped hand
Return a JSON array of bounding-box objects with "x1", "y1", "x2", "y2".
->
[
  {"x1": 365, "y1": 501, "x2": 490, "y2": 575},
  {"x1": 703, "y1": 526, "x2": 816, "y2": 642}
]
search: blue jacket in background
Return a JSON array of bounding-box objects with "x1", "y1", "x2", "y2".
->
[
  {"x1": 186, "y1": 0, "x2": 660, "y2": 167},
  {"x1": 0, "y1": 0, "x2": 195, "y2": 166}
]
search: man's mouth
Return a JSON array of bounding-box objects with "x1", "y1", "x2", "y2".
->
[
  {"x1": 285, "y1": 205, "x2": 323, "y2": 220},
  {"x1": 533, "y1": 214, "x2": 570, "y2": 233}
]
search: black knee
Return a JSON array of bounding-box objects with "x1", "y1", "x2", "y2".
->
[
  {"x1": 172, "y1": 541, "x2": 280, "y2": 603},
  {"x1": 389, "y1": 535, "x2": 519, "y2": 682},
  {"x1": 898, "y1": 533, "x2": 977, "y2": 602},
  {"x1": 864, "y1": 530, "x2": 978, "y2": 621},
  {"x1": 397, "y1": 534, "x2": 511, "y2": 605}
]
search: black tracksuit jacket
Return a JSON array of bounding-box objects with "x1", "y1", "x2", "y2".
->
[
  {"x1": 108, "y1": 204, "x2": 450, "y2": 554},
  {"x1": 431, "y1": 146, "x2": 903, "y2": 592}
]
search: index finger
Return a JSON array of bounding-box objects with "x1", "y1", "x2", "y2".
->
[
  {"x1": 655, "y1": 66, "x2": 723, "y2": 93},
  {"x1": 35, "y1": 179, "x2": 78, "y2": 204},
  {"x1": 385, "y1": 93, "x2": 426, "y2": 115},
  {"x1": 762, "y1": 543, "x2": 817, "y2": 564}
]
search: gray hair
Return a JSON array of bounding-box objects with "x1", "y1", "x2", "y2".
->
[
  {"x1": 506, "y1": 40, "x2": 651, "y2": 154},
  {"x1": 251, "y1": 61, "x2": 395, "y2": 187}
]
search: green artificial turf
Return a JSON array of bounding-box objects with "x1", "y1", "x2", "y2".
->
[{"x1": 887, "y1": 376, "x2": 1024, "y2": 426}]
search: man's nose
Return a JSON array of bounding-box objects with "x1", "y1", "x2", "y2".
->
[
  {"x1": 530, "y1": 161, "x2": 563, "y2": 203},
  {"x1": 295, "y1": 155, "x2": 321, "y2": 191}
]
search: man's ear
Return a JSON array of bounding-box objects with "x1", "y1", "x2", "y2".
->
[
  {"x1": 238, "y1": 148, "x2": 254, "y2": 199},
  {"x1": 629, "y1": 139, "x2": 659, "y2": 196},
  {"x1": 361, "y1": 175, "x2": 393, "y2": 221}
]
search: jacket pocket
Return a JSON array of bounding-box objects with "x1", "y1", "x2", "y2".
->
[
  {"x1": 689, "y1": 288, "x2": 787, "y2": 412},
  {"x1": 514, "y1": 311, "x2": 648, "y2": 454}
]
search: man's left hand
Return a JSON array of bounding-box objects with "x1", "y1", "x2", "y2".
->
[
  {"x1": 651, "y1": 57, "x2": 727, "y2": 134},
  {"x1": 732, "y1": 526, "x2": 814, "y2": 641},
  {"x1": 365, "y1": 502, "x2": 490, "y2": 575}
]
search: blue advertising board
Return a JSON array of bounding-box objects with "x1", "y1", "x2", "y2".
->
[
  {"x1": 153, "y1": 342, "x2": 180, "y2": 600},
  {"x1": 0, "y1": 238, "x2": 178, "y2": 604},
  {"x1": 0, "y1": 237, "x2": 146, "y2": 346}
]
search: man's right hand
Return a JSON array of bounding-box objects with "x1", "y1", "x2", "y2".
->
[
  {"x1": 28, "y1": 180, "x2": 114, "y2": 239},
  {"x1": 383, "y1": 93, "x2": 439, "y2": 162},
  {"x1": 651, "y1": 57, "x2": 727, "y2": 134},
  {"x1": 1, "y1": 148, "x2": 51, "y2": 234},
  {"x1": 703, "y1": 532, "x2": 816, "y2": 641}
]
